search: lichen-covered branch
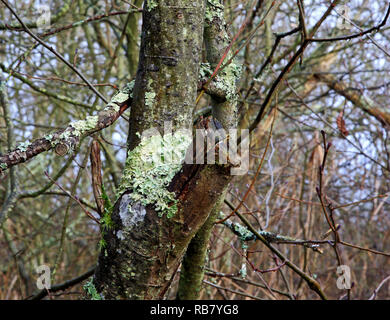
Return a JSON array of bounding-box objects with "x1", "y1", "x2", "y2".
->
[
  {"x1": 223, "y1": 217, "x2": 323, "y2": 253},
  {"x1": 202, "y1": 0, "x2": 241, "y2": 130},
  {"x1": 0, "y1": 82, "x2": 134, "y2": 173},
  {"x1": 233, "y1": 210, "x2": 328, "y2": 300}
]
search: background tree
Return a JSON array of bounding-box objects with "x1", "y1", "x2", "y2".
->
[{"x1": 0, "y1": 0, "x2": 389, "y2": 300}]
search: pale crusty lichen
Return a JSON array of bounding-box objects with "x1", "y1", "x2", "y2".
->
[
  {"x1": 117, "y1": 131, "x2": 192, "y2": 218},
  {"x1": 145, "y1": 91, "x2": 156, "y2": 108},
  {"x1": 145, "y1": 79, "x2": 156, "y2": 108},
  {"x1": 239, "y1": 262, "x2": 247, "y2": 278},
  {"x1": 51, "y1": 82, "x2": 134, "y2": 151},
  {"x1": 50, "y1": 115, "x2": 98, "y2": 150},
  {"x1": 15, "y1": 140, "x2": 31, "y2": 152},
  {"x1": 146, "y1": 0, "x2": 158, "y2": 12},
  {"x1": 200, "y1": 60, "x2": 242, "y2": 101},
  {"x1": 118, "y1": 194, "x2": 147, "y2": 228},
  {"x1": 70, "y1": 115, "x2": 99, "y2": 134},
  {"x1": 232, "y1": 222, "x2": 255, "y2": 241},
  {"x1": 205, "y1": 0, "x2": 224, "y2": 22},
  {"x1": 105, "y1": 80, "x2": 135, "y2": 112},
  {"x1": 199, "y1": 62, "x2": 211, "y2": 81},
  {"x1": 44, "y1": 134, "x2": 53, "y2": 141},
  {"x1": 223, "y1": 217, "x2": 256, "y2": 241},
  {"x1": 83, "y1": 278, "x2": 103, "y2": 300}
]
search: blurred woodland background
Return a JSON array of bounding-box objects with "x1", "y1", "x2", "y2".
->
[{"x1": 0, "y1": 0, "x2": 389, "y2": 300}]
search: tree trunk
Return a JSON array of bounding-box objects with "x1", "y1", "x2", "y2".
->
[
  {"x1": 176, "y1": 189, "x2": 227, "y2": 300},
  {"x1": 92, "y1": 0, "x2": 238, "y2": 299}
]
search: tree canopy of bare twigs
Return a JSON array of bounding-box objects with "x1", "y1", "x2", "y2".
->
[{"x1": 0, "y1": 0, "x2": 389, "y2": 300}]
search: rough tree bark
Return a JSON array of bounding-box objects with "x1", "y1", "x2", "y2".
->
[
  {"x1": 176, "y1": 0, "x2": 240, "y2": 299},
  {"x1": 92, "y1": 0, "x2": 240, "y2": 299}
]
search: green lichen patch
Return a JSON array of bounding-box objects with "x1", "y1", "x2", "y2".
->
[
  {"x1": 200, "y1": 60, "x2": 242, "y2": 101},
  {"x1": 146, "y1": 0, "x2": 158, "y2": 12},
  {"x1": 126, "y1": 80, "x2": 135, "y2": 98},
  {"x1": 105, "y1": 81, "x2": 135, "y2": 112},
  {"x1": 232, "y1": 222, "x2": 254, "y2": 241},
  {"x1": 16, "y1": 140, "x2": 31, "y2": 152},
  {"x1": 0, "y1": 162, "x2": 7, "y2": 170},
  {"x1": 68, "y1": 115, "x2": 99, "y2": 136},
  {"x1": 83, "y1": 278, "x2": 102, "y2": 300},
  {"x1": 223, "y1": 218, "x2": 255, "y2": 241},
  {"x1": 205, "y1": 0, "x2": 224, "y2": 22},
  {"x1": 145, "y1": 91, "x2": 156, "y2": 108},
  {"x1": 50, "y1": 115, "x2": 98, "y2": 151},
  {"x1": 215, "y1": 61, "x2": 242, "y2": 101},
  {"x1": 199, "y1": 62, "x2": 211, "y2": 81},
  {"x1": 144, "y1": 78, "x2": 156, "y2": 108},
  {"x1": 44, "y1": 134, "x2": 53, "y2": 141},
  {"x1": 117, "y1": 131, "x2": 192, "y2": 218}
]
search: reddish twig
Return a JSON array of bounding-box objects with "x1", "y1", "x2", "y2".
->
[{"x1": 44, "y1": 171, "x2": 100, "y2": 224}]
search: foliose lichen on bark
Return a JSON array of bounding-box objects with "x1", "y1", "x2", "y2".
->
[
  {"x1": 205, "y1": 0, "x2": 224, "y2": 22},
  {"x1": 15, "y1": 141, "x2": 31, "y2": 152},
  {"x1": 117, "y1": 131, "x2": 192, "y2": 218},
  {"x1": 69, "y1": 115, "x2": 99, "y2": 136},
  {"x1": 83, "y1": 278, "x2": 103, "y2": 300},
  {"x1": 104, "y1": 80, "x2": 135, "y2": 112},
  {"x1": 200, "y1": 59, "x2": 242, "y2": 102},
  {"x1": 146, "y1": 0, "x2": 158, "y2": 12}
]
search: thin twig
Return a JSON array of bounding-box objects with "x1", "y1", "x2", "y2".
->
[{"x1": 1, "y1": 0, "x2": 108, "y2": 104}]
